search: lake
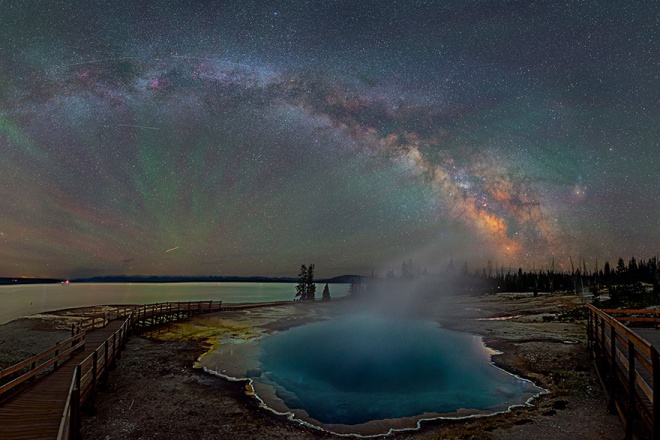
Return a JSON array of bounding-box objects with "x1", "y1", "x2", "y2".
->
[{"x1": 0, "y1": 282, "x2": 350, "y2": 325}]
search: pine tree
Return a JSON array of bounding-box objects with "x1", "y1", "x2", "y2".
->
[
  {"x1": 295, "y1": 264, "x2": 307, "y2": 300},
  {"x1": 322, "y1": 283, "x2": 331, "y2": 301},
  {"x1": 306, "y1": 264, "x2": 316, "y2": 300}
]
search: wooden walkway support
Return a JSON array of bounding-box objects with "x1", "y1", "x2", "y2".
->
[
  {"x1": 587, "y1": 305, "x2": 660, "y2": 439},
  {"x1": 0, "y1": 300, "x2": 222, "y2": 440}
]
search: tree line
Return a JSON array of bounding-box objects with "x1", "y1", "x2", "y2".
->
[
  {"x1": 374, "y1": 256, "x2": 660, "y2": 307},
  {"x1": 466, "y1": 256, "x2": 659, "y2": 297}
]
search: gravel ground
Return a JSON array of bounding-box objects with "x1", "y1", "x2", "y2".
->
[{"x1": 0, "y1": 318, "x2": 70, "y2": 368}]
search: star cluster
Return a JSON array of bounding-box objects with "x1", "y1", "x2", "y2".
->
[{"x1": 0, "y1": 1, "x2": 658, "y2": 278}]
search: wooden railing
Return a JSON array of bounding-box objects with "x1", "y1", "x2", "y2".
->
[
  {"x1": 56, "y1": 366, "x2": 79, "y2": 440},
  {"x1": 0, "y1": 333, "x2": 85, "y2": 401},
  {"x1": 132, "y1": 300, "x2": 223, "y2": 329},
  {"x1": 57, "y1": 300, "x2": 222, "y2": 440},
  {"x1": 600, "y1": 308, "x2": 660, "y2": 325},
  {"x1": 587, "y1": 305, "x2": 660, "y2": 439},
  {"x1": 76, "y1": 305, "x2": 136, "y2": 332},
  {"x1": 0, "y1": 305, "x2": 139, "y2": 402}
]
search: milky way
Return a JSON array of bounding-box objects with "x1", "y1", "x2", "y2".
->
[{"x1": 0, "y1": 1, "x2": 658, "y2": 278}]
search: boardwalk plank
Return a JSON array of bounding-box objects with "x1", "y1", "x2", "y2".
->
[{"x1": 0, "y1": 320, "x2": 124, "y2": 440}]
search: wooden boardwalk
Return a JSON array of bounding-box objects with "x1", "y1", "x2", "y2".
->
[
  {"x1": 634, "y1": 328, "x2": 660, "y2": 352},
  {"x1": 587, "y1": 306, "x2": 660, "y2": 440},
  {"x1": 0, "y1": 300, "x2": 227, "y2": 439},
  {"x1": 0, "y1": 320, "x2": 125, "y2": 440}
]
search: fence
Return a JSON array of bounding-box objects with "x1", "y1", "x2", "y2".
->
[
  {"x1": 56, "y1": 300, "x2": 221, "y2": 440},
  {"x1": 132, "y1": 300, "x2": 222, "y2": 329},
  {"x1": 0, "y1": 333, "x2": 85, "y2": 400},
  {"x1": 587, "y1": 305, "x2": 660, "y2": 439},
  {"x1": 75, "y1": 306, "x2": 136, "y2": 332}
]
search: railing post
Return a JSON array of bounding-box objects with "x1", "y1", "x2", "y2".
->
[
  {"x1": 54, "y1": 344, "x2": 59, "y2": 369},
  {"x1": 652, "y1": 347, "x2": 660, "y2": 440},
  {"x1": 112, "y1": 333, "x2": 117, "y2": 367},
  {"x1": 75, "y1": 365, "x2": 81, "y2": 400},
  {"x1": 177, "y1": 302, "x2": 181, "y2": 320},
  {"x1": 104, "y1": 340, "x2": 109, "y2": 381},
  {"x1": 593, "y1": 315, "x2": 601, "y2": 361},
  {"x1": 587, "y1": 308, "x2": 594, "y2": 349},
  {"x1": 117, "y1": 328, "x2": 123, "y2": 360},
  {"x1": 600, "y1": 317, "x2": 606, "y2": 362},
  {"x1": 71, "y1": 366, "x2": 81, "y2": 440},
  {"x1": 626, "y1": 340, "x2": 636, "y2": 440},
  {"x1": 608, "y1": 324, "x2": 617, "y2": 413},
  {"x1": 91, "y1": 350, "x2": 98, "y2": 407}
]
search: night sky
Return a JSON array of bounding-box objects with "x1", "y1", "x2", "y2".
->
[{"x1": 1, "y1": 1, "x2": 658, "y2": 278}]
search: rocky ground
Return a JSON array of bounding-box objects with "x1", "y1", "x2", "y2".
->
[{"x1": 0, "y1": 292, "x2": 625, "y2": 439}]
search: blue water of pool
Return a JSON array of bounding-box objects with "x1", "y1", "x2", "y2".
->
[{"x1": 258, "y1": 314, "x2": 542, "y2": 426}]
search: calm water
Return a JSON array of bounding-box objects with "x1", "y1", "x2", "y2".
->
[
  {"x1": 0, "y1": 282, "x2": 349, "y2": 325},
  {"x1": 259, "y1": 314, "x2": 542, "y2": 426}
]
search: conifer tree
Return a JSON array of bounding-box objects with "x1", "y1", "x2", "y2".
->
[
  {"x1": 295, "y1": 264, "x2": 307, "y2": 300},
  {"x1": 322, "y1": 283, "x2": 331, "y2": 301},
  {"x1": 306, "y1": 264, "x2": 316, "y2": 300}
]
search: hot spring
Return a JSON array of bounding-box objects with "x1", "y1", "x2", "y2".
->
[{"x1": 235, "y1": 313, "x2": 545, "y2": 435}]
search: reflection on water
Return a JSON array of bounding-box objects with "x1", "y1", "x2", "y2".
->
[
  {"x1": 258, "y1": 314, "x2": 543, "y2": 428},
  {"x1": 0, "y1": 282, "x2": 349, "y2": 324}
]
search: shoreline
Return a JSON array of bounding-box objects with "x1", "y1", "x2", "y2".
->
[
  {"x1": 1, "y1": 292, "x2": 625, "y2": 439},
  {"x1": 201, "y1": 364, "x2": 550, "y2": 439}
]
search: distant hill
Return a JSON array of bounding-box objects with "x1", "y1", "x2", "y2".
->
[
  {"x1": 71, "y1": 275, "x2": 368, "y2": 284},
  {"x1": 319, "y1": 275, "x2": 367, "y2": 284},
  {"x1": 0, "y1": 277, "x2": 63, "y2": 285}
]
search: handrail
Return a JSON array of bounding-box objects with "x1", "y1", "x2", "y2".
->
[
  {"x1": 54, "y1": 300, "x2": 222, "y2": 440},
  {"x1": 0, "y1": 333, "x2": 85, "y2": 398},
  {"x1": 56, "y1": 366, "x2": 78, "y2": 440},
  {"x1": 600, "y1": 308, "x2": 660, "y2": 315},
  {"x1": 587, "y1": 304, "x2": 659, "y2": 439},
  {"x1": 598, "y1": 308, "x2": 660, "y2": 324},
  {"x1": 0, "y1": 333, "x2": 85, "y2": 380},
  {"x1": 77, "y1": 306, "x2": 136, "y2": 332}
]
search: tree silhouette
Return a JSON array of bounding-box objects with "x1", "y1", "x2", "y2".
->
[
  {"x1": 322, "y1": 283, "x2": 331, "y2": 301},
  {"x1": 306, "y1": 264, "x2": 316, "y2": 300},
  {"x1": 295, "y1": 264, "x2": 307, "y2": 300},
  {"x1": 294, "y1": 263, "x2": 316, "y2": 301}
]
